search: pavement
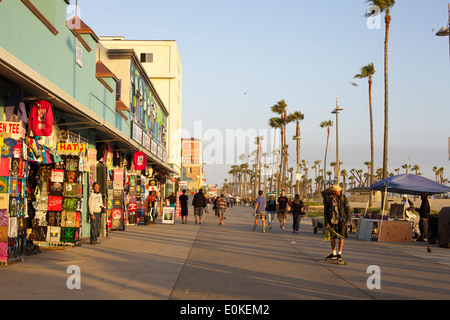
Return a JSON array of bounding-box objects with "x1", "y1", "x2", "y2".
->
[{"x1": 1, "y1": 205, "x2": 450, "y2": 302}]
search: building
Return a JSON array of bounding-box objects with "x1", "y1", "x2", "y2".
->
[
  {"x1": 181, "y1": 138, "x2": 203, "y2": 191},
  {"x1": 0, "y1": 0, "x2": 176, "y2": 261},
  {"x1": 98, "y1": 37, "x2": 183, "y2": 189}
]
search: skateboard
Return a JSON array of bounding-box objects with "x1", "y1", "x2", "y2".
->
[{"x1": 325, "y1": 258, "x2": 347, "y2": 265}]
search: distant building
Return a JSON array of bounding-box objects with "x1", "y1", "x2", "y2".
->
[
  {"x1": 99, "y1": 37, "x2": 183, "y2": 179},
  {"x1": 182, "y1": 138, "x2": 203, "y2": 190}
]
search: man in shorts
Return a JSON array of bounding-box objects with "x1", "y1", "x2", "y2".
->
[
  {"x1": 253, "y1": 190, "x2": 267, "y2": 233},
  {"x1": 192, "y1": 189, "x2": 206, "y2": 224},
  {"x1": 324, "y1": 184, "x2": 351, "y2": 262},
  {"x1": 277, "y1": 190, "x2": 288, "y2": 230}
]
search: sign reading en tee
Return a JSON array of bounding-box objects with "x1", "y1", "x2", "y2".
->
[{"x1": 0, "y1": 121, "x2": 24, "y2": 139}]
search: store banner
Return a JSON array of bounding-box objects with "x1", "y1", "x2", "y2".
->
[{"x1": 0, "y1": 121, "x2": 24, "y2": 139}]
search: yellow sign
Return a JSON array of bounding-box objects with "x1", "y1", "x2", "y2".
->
[{"x1": 57, "y1": 143, "x2": 86, "y2": 153}]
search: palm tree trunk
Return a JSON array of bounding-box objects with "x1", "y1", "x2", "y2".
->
[
  {"x1": 382, "y1": 12, "x2": 391, "y2": 207},
  {"x1": 283, "y1": 112, "x2": 288, "y2": 191},
  {"x1": 296, "y1": 122, "x2": 301, "y2": 195},
  {"x1": 278, "y1": 129, "x2": 284, "y2": 194},
  {"x1": 369, "y1": 76, "x2": 374, "y2": 208},
  {"x1": 324, "y1": 128, "x2": 330, "y2": 189}
]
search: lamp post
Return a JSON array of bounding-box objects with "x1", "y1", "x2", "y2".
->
[
  {"x1": 332, "y1": 98, "x2": 343, "y2": 184},
  {"x1": 436, "y1": 3, "x2": 450, "y2": 60}
]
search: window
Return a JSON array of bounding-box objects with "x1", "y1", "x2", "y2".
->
[
  {"x1": 140, "y1": 53, "x2": 153, "y2": 63},
  {"x1": 116, "y1": 79, "x2": 122, "y2": 101}
]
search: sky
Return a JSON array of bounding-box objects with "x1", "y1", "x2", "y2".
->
[{"x1": 76, "y1": 0, "x2": 450, "y2": 187}]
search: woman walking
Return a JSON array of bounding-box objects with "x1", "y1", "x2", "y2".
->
[
  {"x1": 290, "y1": 194, "x2": 305, "y2": 233},
  {"x1": 266, "y1": 196, "x2": 276, "y2": 230}
]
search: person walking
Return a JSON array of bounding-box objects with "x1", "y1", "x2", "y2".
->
[
  {"x1": 253, "y1": 190, "x2": 267, "y2": 233},
  {"x1": 277, "y1": 190, "x2": 288, "y2": 230},
  {"x1": 88, "y1": 182, "x2": 105, "y2": 244},
  {"x1": 192, "y1": 189, "x2": 207, "y2": 224},
  {"x1": 267, "y1": 195, "x2": 276, "y2": 230},
  {"x1": 290, "y1": 194, "x2": 306, "y2": 233},
  {"x1": 215, "y1": 194, "x2": 227, "y2": 225},
  {"x1": 166, "y1": 192, "x2": 176, "y2": 207},
  {"x1": 179, "y1": 189, "x2": 189, "y2": 224},
  {"x1": 323, "y1": 184, "x2": 351, "y2": 262}
]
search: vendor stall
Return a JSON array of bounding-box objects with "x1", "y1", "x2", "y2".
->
[{"x1": 356, "y1": 174, "x2": 450, "y2": 242}]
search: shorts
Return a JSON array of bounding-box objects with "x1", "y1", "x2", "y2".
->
[
  {"x1": 194, "y1": 207, "x2": 204, "y2": 216},
  {"x1": 330, "y1": 223, "x2": 348, "y2": 239},
  {"x1": 255, "y1": 212, "x2": 266, "y2": 219},
  {"x1": 277, "y1": 209, "x2": 287, "y2": 220}
]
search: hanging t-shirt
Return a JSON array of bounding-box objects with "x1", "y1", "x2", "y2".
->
[
  {"x1": 4, "y1": 90, "x2": 28, "y2": 124},
  {"x1": 29, "y1": 100, "x2": 54, "y2": 136},
  {"x1": 133, "y1": 151, "x2": 147, "y2": 171},
  {"x1": 1, "y1": 138, "x2": 18, "y2": 158}
]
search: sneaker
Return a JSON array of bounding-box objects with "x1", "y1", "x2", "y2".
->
[
  {"x1": 262, "y1": 230, "x2": 265, "y2": 233},
  {"x1": 336, "y1": 254, "x2": 343, "y2": 261},
  {"x1": 325, "y1": 253, "x2": 337, "y2": 261}
]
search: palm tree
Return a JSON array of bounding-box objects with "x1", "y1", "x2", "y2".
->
[
  {"x1": 411, "y1": 164, "x2": 420, "y2": 175},
  {"x1": 271, "y1": 100, "x2": 288, "y2": 193},
  {"x1": 354, "y1": 62, "x2": 376, "y2": 207},
  {"x1": 269, "y1": 116, "x2": 284, "y2": 197},
  {"x1": 240, "y1": 163, "x2": 249, "y2": 199},
  {"x1": 254, "y1": 136, "x2": 264, "y2": 192},
  {"x1": 401, "y1": 164, "x2": 410, "y2": 174},
  {"x1": 366, "y1": 0, "x2": 395, "y2": 182},
  {"x1": 340, "y1": 169, "x2": 348, "y2": 192},
  {"x1": 320, "y1": 120, "x2": 333, "y2": 188},
  {"x1": 432, "y1": 166, "x2": 438, "y2": 181},
  {"x1": 287, "y1": 110, "x2": 305, "y2": 195}
]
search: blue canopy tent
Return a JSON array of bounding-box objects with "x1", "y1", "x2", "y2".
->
[
  {"x1": 370, "y1": 174, "x2": 450, "y2": 196},
  {"x1": 369, "y1": 174, "x2": 450, "y2": 242}
]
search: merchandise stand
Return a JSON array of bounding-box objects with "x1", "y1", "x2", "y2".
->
[
  {"x1": 109, "y1": 169, "x2": 126, "y2": 230},
  {"x1": 0, "y1": 126, "x2": 28, "y2": 266}
]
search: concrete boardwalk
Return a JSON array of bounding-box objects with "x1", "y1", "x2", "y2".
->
[{"x1": 1, "y1": 205, "x2": 450, "y2": 300}]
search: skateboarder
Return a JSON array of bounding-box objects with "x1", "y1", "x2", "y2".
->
[{"x1": 323, "y1": 184, "x2": 351, "y2": 263}]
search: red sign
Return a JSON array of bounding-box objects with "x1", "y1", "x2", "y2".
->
[{"x1": 128, "y1": 203, "x2": 137, "y2": 212}]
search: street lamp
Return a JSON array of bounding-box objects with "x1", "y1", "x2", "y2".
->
[
  {"x1": 436, "y1": 3, "x2": 450, "y2": 60},
  {"x1": 332, "y1": 98, "x2": 343, "y2": 184}
]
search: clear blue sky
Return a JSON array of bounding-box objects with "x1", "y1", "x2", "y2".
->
[{"x1": 77, "y1": 0, "x2": 450, "y2": 187}]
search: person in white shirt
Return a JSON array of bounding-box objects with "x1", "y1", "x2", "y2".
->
[{"x1": 88, "y1": 182, "x2": 105, "y2": 244}]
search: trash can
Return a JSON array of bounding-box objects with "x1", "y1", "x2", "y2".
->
[
  {"x1": 438, "y1": 207, "x2": 450, "y2": 248},
  {"x1": 428, "y1": 214, "x2": 439, "y2": 244}
]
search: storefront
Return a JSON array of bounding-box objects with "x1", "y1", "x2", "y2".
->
[{"x1": 0, "y1": 0, "x2": 175, "y2": 265}]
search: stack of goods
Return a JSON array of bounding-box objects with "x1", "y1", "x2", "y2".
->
[
  {"x1": 109, "y1": 169, "x2": 125, "y2": 230},
  {"x1": 127, "y1": 174, "x2": 137, "y2": 225},
  {"x1": 0, "y1": 136, "x2": 28, "y2": 265},
  {"x1": 136, "y1": 175, "x2": 146, "y2": 225},
  {"x1": 59, "y1": 155, "x2": 82, "y2": 245},
  {"x1": 28, "y1": 154, "x2": 82, "y2": 246}
]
